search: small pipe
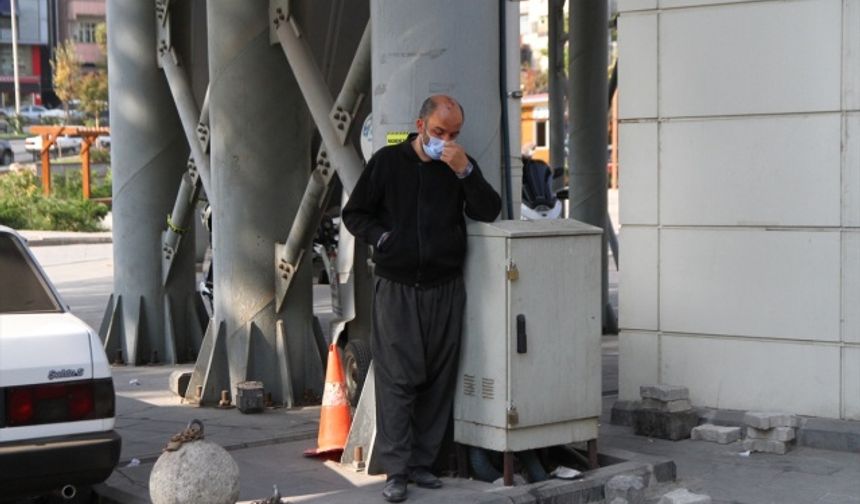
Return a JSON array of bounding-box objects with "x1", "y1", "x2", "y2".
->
[{"x1": 499, "y1": 0, "x2": 514, "y2": 220}]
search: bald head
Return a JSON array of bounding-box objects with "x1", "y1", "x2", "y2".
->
[{"x1": 418, "y1": 95, "x2": 465, "y2": 123}]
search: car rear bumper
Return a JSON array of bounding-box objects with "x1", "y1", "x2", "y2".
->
[{"x1": 0, "y1": 430, "x2": 121, "y2": 499}]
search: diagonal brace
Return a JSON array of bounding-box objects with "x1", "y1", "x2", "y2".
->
[{"x1": 270, "y1": 11, "x2": 371, "y2": 312}]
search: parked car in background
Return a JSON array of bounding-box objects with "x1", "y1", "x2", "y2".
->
[
  {"x1": 0, "y1": 139, "x2": 13, "y2": 165},
  {"x1": 6, "y1": 104, "x2": 49, "y2": 123},
  {"x1": 0, "y1": 226, "x2": 121, "y2": 502},
  {"x1": 25, "y1": 135, "x2": 82, "y2": 159},
  {"x1": 42, "y1": 108, "x2": 87, "y2": 123}
]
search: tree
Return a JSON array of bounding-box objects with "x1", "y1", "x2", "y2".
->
[
  {"x1": 51, "y1": 40, "x2": 81, "y2": 123},
  {"x1": 78, "y1": 70, "x2": 108, "y2": 127},
  {"x1": 95, "y1": 22, "x2": 107, "y2": 56}
]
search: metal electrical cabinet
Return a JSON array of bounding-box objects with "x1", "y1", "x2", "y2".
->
[{"x1": 454, "y1": 220, "x2": 603, "y2": 453}]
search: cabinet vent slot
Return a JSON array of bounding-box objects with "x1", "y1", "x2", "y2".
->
[
  {"x1": 463, "y1": 374, "x2": 476, "y2": 396},
  {"x1": 481, "y1": 378, "x2": 494, "y2": 399}
]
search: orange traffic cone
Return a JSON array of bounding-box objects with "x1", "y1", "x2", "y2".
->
[{"x1": 304, "y1": 344, "x2": 352, "y2": 457}]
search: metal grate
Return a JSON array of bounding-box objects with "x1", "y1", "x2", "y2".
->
[
  {"x1": 481, "y1": 378, "x2": 494, "y2": 400},
  {"x1": 463, "y1": 374, "x2": 475, "y2": 396}
]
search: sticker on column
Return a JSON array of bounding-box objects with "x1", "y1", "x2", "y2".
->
[{"x1": 385, "y1": 130, "x2": 409, "y2": 146}]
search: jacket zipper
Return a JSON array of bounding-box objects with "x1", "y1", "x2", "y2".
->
[{"x1": 416, "y1": 163, "x2": 423, "y2": 284}]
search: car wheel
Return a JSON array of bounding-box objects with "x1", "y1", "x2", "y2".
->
[
  {"x1": 1, "y1": 150, "x2": 12, "y2": 165},
  {"x1": 343, "y1": 339, "x2": 372, "y2": 408}
]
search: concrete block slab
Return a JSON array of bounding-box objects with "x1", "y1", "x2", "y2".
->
[
  {"x1": 744, "y1": 411, "x2": 799, "y2": 429},
  {"x1": 640, "y1": 384, "x2": 689, "y2": 402},
  {"x1": 742, "y1": 438, "x2": 792, "y2": 455},
  {"x1": 658, "y1": 488, "x2": 712, "y2": 504},
  {"x1": 690, "y1": 424, "x2": 741, "y2": 444},
  {"x1": 168, "y1": 370, "x2": 192, "y2": 398},
  {"x1": 797, "y1": 416, "x2": 860, "y2": 452},
  {"x1": 605, "y1": 474, "x2": 645, "y2": 504},
  {"x1": 641, "y1": 398, "x2": 692, "y2": 413},
  {"x1": 747, "y1": 426, "x2": 795, "y2": 442},
  {"x1": 598, "y1": 447, "x2": 677, "y2": 484},
  {"x1": 611, "y1": 400, "x2": 641, "y2": 427},
  {"x1": 695, "y1": 407, "x2": 747, "y2": 429},
  {"x1": 633, "y1": 409, "x2": 698, "y2": 441}
]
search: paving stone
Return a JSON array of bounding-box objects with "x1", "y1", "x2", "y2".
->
[
  {"x1": 640, "y1": 384, "x2": 689, "y2": 402},
  {"x1": 743, "y1": 411, "x2": 798, "y2": 429},
  {"x1": 611, "y1": 400, "x2": 641, "y2": 427},
  {"x1": 658, "y1": 488, "x2": 712, "y2": 504},
  {"x1": 742, "y1": 438, "x2": 791, "y2": 455},
  {"x1": 641, "y1": 398, "x2": 693, "y2": 413},
  {"x1": 691, "y1": 424, "x2": 741, "y2": 444},
  {"x1": 633, "y1": 408, "x2": 699, "y2": 441},
  {"x1": 168, "y1": 370, "x2": 192, "y2": 398},
  {"x1": 746, "y1": 426, "x2": 795, "y2": 442},
  {"x1": 605, "y1": 474, "x2": 645, "y2": 504}
]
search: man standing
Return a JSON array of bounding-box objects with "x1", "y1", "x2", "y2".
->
[{"x1": 342, "y1": 95, "x2": 501, "y2": 502}]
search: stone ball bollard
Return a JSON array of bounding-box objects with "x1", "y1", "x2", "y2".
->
[{"x1": 149, "y1": 420, "x2": 240, "y2": 504}]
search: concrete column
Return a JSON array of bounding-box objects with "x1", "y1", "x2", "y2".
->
[
  {"x1": 203, "y1": 1, "x2": 319, "y2": 404},
  {"x1": 569, "y1": 0, "x2": 613, "y2": 332},
  {"x1": 371, "y1": 0, "x2": 503, "y2": 196},
  {"x1": 104, "y1": 0, "x2": 195, "y2": 364},
  {"x1": 548, "y1": 0, "x2": 566, "y2": 177}
]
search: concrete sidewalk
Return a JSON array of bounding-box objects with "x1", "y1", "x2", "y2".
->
[
  {"x1": 99, "y1": 365, "x2": 672, "y2": 504},
  {"x1": 99, "y1": 364, "x2": 860, "y2": 504},
  {"x1": 18, "y1": 229, "x2": 112, "y2": 247}
]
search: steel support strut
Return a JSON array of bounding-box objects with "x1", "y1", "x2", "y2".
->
[
  {"x1": 156, "y1": 0, "x2": 212, "y2": 286},
  {"x1": 270, "y1": 11, "x2": 371, "y2": 312},
  {"x1": 270, "y1": 2, "x2": 365, "y2": 194},
  {"x1": 102, "y1": 0, "x2": 196, "y2": 365}
]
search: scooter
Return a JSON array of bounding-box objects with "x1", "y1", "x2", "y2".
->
[{"x1": 521, "y1": 155, "x2": 566, "y2": 220}]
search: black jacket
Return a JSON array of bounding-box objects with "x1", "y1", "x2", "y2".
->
[{"x1": 342, "y1": 134, "x2": 502, "y2": 287}]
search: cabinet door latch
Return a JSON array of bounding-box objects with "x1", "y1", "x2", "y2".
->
[{"x1": 506, "y1": 261, "x2": 519, "y2": 281}]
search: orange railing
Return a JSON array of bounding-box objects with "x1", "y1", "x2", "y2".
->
[{"x1": 28, "y1": 125, "x2": 110, "y2": 199}]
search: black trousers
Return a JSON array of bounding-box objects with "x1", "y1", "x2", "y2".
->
[{"x1": 371, "y1": 276, "x2": 465, "y2": 477}]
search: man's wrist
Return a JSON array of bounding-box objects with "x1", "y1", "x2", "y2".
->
[{"x1": 456, "y1": 161, "x2": 474, "y2": 179}]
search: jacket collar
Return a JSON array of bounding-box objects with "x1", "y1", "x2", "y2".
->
[{"x1": 400, "y1": 132, "x2": 422, "y2": 161}]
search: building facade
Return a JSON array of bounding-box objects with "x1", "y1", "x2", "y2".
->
[
  {"x1": 0, "y1": 0, "x2": 53, "y2": 106},
  {"x1": 618, "y1": 0, "x2": 859, "y2": 420},
  {"x1": 57, "y1": 0, "x2": 104, "y2": 67}
]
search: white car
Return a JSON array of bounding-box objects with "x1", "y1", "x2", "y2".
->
[
  {"x1": 5, "y1": 104, "x2": 49, "y2": 123},
  {"x1": 42, "y1": 107, "x2": 87, "y2": 123},
  {"x1": 25, "y1": 134, "x2": 82, "y2": 157},
  {"x1": 0, "y1": 226, "x2": 120, "y2": 501}
]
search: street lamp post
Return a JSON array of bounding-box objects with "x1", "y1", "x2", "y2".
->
[{"x1": 10, "y1": 0, "x2": 20, "y2": 116}]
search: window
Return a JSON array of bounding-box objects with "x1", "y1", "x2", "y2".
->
[
  {"x1": 74, "y1": 20, "x2": 99, "y2": 44},
  {"x1": 535, "y1": 120, "x2": 548, "y2": 148},
  {"x1": 0, "y1": 45, "x2": 32, "y2": 76},
  {"x1": 0, "y1": 234, "x2": 62, "y2": 313}
]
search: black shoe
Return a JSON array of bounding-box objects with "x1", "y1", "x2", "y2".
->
[
  {"x1": 383, "y1": 475, "x2": 408, "y2": 502},
  {"x1": 409, "y1": 467, "x2": 443, "y2": 489}
]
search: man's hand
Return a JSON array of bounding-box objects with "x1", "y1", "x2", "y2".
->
[{"x1": 440, "y1": 142, "x2": 469, "y2": 175}]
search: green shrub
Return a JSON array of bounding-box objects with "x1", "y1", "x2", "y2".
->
[
  {"x1": 91, "y1": 148, "x2": 110, "y2": 164},
  {"x1": 0, "y1": 170, "x2": 108, "y2": 231},
  {"x1": 49, "y1": 168, "x2": 112, "y2": 200}
]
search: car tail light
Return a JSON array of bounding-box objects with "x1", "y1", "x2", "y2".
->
[
  {"x1": 2, "y1": 379, "x2": 114, "y2": 428},
  {"x1": 8, "y1": 388, "x2": 34, "y2": 425}
]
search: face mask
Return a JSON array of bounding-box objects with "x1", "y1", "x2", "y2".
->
[{"x1": 422, "y1": 131, "x2": 446, "y2": 160}]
